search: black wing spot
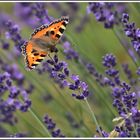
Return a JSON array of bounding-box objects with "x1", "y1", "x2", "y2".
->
[
  {"x1": 59, "y1": 28, "x2": 64, "y2": 33},
  {"x1": 36, "y1": 59, "x2": 43, "y2": 62},
  {"x1": 50, "y1": 30, "x2": 55, "y2": 35},
  {"x1": 45, "y1": 31, "x2": 49, "y2": 36},
  {"x1": 34, "y1": 53, "x2": 39, "y2": 56},
  {"x1": 55, "y1": 34, "x2": 61, "y2": 38},
  {"x1": 40, "y1": 54, "x2": 46, "y2": 57},
  {"x1": 32, "y1": 49, "x2": 37, "y2": 53},
  {"x1": 62, "y1": 21, "x2": 67, "y2": 27}
]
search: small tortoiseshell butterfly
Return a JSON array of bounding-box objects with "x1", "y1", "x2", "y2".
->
[{"x1": 22, "y1": 16, "x2": 69, "y2": 70}]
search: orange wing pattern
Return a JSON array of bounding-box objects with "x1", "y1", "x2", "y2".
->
[
  {"x1": 22, "y1": 41, "x2": 47, "y2": 70},
  {"x1": 22, "y1": 16, "x2": 69, "y2": 70},
  {"x1": 31, "y1": 16, "x2": 69, "y2": 41}
]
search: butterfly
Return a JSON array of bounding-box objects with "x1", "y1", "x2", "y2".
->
[{"x1": 22, "y1": 16, "x2": 69, "y2": 70}]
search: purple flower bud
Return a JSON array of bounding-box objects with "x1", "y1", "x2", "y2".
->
[
  {"x1": 122, "y1": 13, "x2": 129, "y2": 22},
  {"x1": 13, "y1": 100, "x2": 22, "y2": 109},
  {"x1": 6, "y1": 79, "x2": 12, "y2": 87},
  {"x1": 80, "y1": 82, "x2": 88, "y2": 91},
  {"x1": 137, "y1": 67, "x2": 140, "y2": 76},
  {"x1": 9, "y1": 86, "x2": 20, "y2": 98},
  {"x1": 54, "y1": 55, "x2": 58, "y2": 63},
  {"x1": 47, "y1": 60, "x2": 54, "y2": 65},
  {"x1": 62, "y1": 80, "x2": 69, "y2": 87},
  {"x1": 82, "y1": 91, "x2": 89, "y2": 97},
  {"x1": 76, "y1": 95, "x2": 85, "y2": 100},
  {"x1": 69, "y1": 84, "x2": 76, "y2": 90},
  {"x1": 105, "y1": 68, "x2": 119, "y2": 77},
  {"x1": 132, "y1": 40, "x2": 140, "y2": 52},
  {"x1": 75, "y1": 80, "x2": 80, "y2": 86},
  {"x1": 58, "y1": 74, "x2": 65, "y2": 80},
  {"x1": 64, "y1": 68, "x2": 69, "y2": 76},
  {"x1": 20, "y1": 105, "x2": 28, "y2": 112},
  {"x1": 3, "y1": 42, "x2": 9, "y2": 50},
  {"x1": 52, "y1": 129, "x2": 60, "y2": 137},
  {"x1": 102, "y1": 54, "x2": 116, "y2": 68},
  {"x1": 135, "y1": 28, "x2": 140, "y2": 38},
  {"x1": 125, "y1": 30, "x2": 133, "y2": 37},
  {"x1": 71, "y1": 75, "x2": 79, "y2": 81}
]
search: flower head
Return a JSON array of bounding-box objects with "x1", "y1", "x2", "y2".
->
[
  {"x1": 88, "y1": 2, "x2": 127, "y2": 28},
  {"x1": 43, "y1": 114, "x2": 65, "y2": 137},
  {"x1": 37, "y1": 52, "x2": 90, "y2": 100},
  {"x1": 122, "y1": 13, "x2": 140, "y2": 52}
]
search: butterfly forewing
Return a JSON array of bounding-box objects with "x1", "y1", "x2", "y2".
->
[{"x1": 31, "y1": 16, "x2": 69, "y2": 40}]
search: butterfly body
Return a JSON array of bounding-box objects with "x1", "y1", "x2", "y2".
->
[{"x1": 22, "y1": 16, "x2": 69, "y2": 70}]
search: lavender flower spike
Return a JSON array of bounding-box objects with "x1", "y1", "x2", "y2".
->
[
  {"x1": 43, "y1": 114, "x2": 65, "y2": 137},
  {"x1": 87, "y1": 2, "x2": 127, "y2": 28},
  {"x1": 102, "y1": 53, "x2": 140, "y2": 137},
  {"x1": 38, "y1": 53, "x2": 90, "y2": 100},
  {"x1": 122, "y1": 13, "x2": 140, "y2": 52}
]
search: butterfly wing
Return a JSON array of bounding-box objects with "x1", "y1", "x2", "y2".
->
[
  {"x1": 31, "y1": 16, "x2": 69, "y2": 44},
  {"x1": 22, "y1": 41, "x2": 47, "y2": 70}
]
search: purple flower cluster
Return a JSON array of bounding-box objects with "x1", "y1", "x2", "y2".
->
[
  {"x1": 0, "y1": 11, "x2": 37, "y2": 136},
  {"x1": 30, "y1": 3, "x2": 52, "y2": 25},
  {"x1": 122, "y1": 13, "x2": 140, "y2": 52},
  {"x1": 43, "y1": 114, "x2": 65, "y2": 137},
  {"x1": 11, "y1": 132, "x2": 27, "y2": 137},
  {"x1": 4, "y1": 20, "x2": 24, "y2": 54},
  {"x1": 0, "y1": 57, "x2": 32, "y2": 129},
  {"x1": 102, "y1": 53, "x2": 140, "y2": 137},
  {"x1": 37, "y1": 53, "x2": 89, "y2": 100},
  {"x1": 63, "y1": 41, "x2": 79, "y2": 60},
  {"x1": 0, "y1": 98, "x2": 17, "y2": 125},
  {"x1": 96, "y1": 127, "x2": 109, "y2": 137},
  {"x1": 0, "y1": 14, "x2": 25, "y2": 57},
  {"x1": 14, "y1": 3, "x2": 52, "y2": 28},
  {"x1": 102, "y1": 54, "x2": 120, "y2": 87},
  {"x1": 87, "y1": 2, "x2": 127, "y2": 28},
  {"x1": 0, "y1": 71, "x2": 31, "y2": 112}
]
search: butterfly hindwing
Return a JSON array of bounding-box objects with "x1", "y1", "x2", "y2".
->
[
  {"x1": 22, "y1": 41, "x2": 47, "y2": 70},
  {"x1": 26, "y1": 51, "x2": 47, "y2": 70}
]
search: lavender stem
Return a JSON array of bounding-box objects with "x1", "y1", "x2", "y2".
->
[
  {"x1": 28, "y1": 108, "x2": 51, "y2": 137},
  {"x1": 85, "y1": 99, "x2": 103, "y2": 137}
]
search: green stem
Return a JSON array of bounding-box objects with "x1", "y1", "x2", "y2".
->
[
  {"x1": 85, "y1": 99, "x2": 103, "y2": 137},
  {"x1": 28, "y1": 108, "x2": 51, "y2": 137}
]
